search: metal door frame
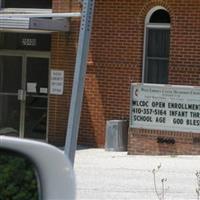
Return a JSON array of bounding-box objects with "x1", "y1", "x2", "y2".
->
[{"x1": 0, "y1": 50, "x2": 50, "y2": 140}]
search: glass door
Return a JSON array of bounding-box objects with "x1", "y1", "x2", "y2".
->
[
  {"x1": 0, "y1": 56, "x2": 22, "y2": 137},
  {"x1": 24, "y1": 57, "x2": 49, "y2": 139},
  {"x1": 0, "y1": 53, "x2": 49, "y2": 139}
]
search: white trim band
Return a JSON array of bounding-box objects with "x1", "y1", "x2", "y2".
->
[{"x1": 0, "y1": 12, "x2": 81, "y2": 18}]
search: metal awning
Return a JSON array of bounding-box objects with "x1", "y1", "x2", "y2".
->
[{"x1": 0, "y1": 12, "x2": 81, "y2": 32}]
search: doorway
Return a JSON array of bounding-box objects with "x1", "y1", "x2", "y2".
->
[{"x1": 0, "y1": 51, "x2": 49, "y2": 140}]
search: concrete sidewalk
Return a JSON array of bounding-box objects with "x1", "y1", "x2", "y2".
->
[{"x1": 74, "y1": 148, "x2": 200, "y2": 200}]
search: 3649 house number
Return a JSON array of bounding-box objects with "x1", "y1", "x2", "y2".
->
[{"x1": 21, "y1": 38, "x2": 37, "y2": 46}]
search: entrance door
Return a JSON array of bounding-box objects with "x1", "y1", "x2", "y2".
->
[
  {"x1": 0, "y1": 56, "x2": 22, "y2": 137},
  {"x1": 0, "y1": 54, "x2": 49, "y2": 139},
  {"x1": 24, "y1": 57, "x2": 49, "y2": 139}
]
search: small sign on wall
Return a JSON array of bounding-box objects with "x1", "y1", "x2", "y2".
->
[{"x1": 50, "y1": 70, "x2": 64, "y2": 95}]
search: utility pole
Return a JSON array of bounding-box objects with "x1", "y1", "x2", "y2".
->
[{"x1": 64, "y1": 0, "x2": 95, "y2": 166}]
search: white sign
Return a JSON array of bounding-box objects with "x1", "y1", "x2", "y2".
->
[
  {"x1": 27, "y1": 82, "x2": 37, "y2": 93},
  {"x1": 40, "y1": 87, "x2": 48, "y2": 94},
  {"x1": 130, "y1": 83, "x2": 200, "y2": 133},
  {"x1": 50, "y1": 70, "x2": 64, "y2": 95}
]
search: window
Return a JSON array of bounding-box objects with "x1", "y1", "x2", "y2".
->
[
  {"x1": 143, "y1": 7, "x2": 170, "y2": 84},
  {"x1": 1, "y1": 0, "x2": 52, "y2": 9}
]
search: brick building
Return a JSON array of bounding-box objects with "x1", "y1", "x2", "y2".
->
[{"x1": 0, "y1": 0, "x2": 200, "y2": 154}]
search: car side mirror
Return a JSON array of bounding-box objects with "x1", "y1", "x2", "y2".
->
[{"x1": 0, "y1": 136, "x2": 75, "y2": 200}]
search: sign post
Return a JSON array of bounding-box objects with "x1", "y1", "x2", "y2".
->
[{"x1": 64, "y1": 0, "x2": 95, "y2": 166}]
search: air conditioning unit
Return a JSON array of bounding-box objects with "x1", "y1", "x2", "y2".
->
[{"x1": 105, "y1": 120, "x2": 128, "y2": 151}]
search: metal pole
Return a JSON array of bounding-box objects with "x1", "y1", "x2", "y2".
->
[{"x1": 64, "y1": 0, "x2": 95, "y2": 166}]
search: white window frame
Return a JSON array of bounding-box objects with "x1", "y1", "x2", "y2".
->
[{"x1": 142, "y1": 6, "x2": 171, "y2": 83}]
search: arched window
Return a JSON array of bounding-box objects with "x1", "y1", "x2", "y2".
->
[{"x1": 143, "y1": 7, "x2": 170, "y2": 84}]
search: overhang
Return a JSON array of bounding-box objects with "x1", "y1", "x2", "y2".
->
[{"x1": 0, "y1": 12, "x2": 81, "y2": 32}]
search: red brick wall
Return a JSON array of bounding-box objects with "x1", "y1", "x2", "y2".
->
[
  {"x1": 169, "y1": 1, "x2": 200, "y2": 85},
  {"x1": 49, "y1": 0, "x2": 200, "y2": 152},
  {"x1": 48, "y1": 0, "x2": 80, "y2": 145},
  {"x1": 128, "y1": 128, "x2": 200, "y2": 155},
  {"x1": 79, "y1": 0, "x2": 143, "y2": 146},
  {"x1": 127, "y1": 0, "x2": 200, "y2": 154}
]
